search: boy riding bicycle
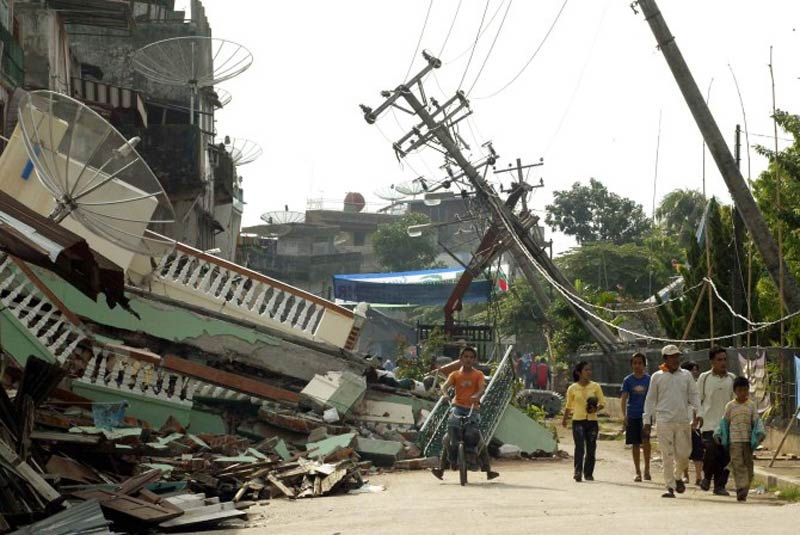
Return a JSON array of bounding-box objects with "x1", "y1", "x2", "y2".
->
[{"x1": 432, "y1": 346, "x2": 500, "y2": 481}]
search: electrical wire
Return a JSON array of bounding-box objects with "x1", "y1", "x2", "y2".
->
[
  {"x1": 458, "y1": 0, "x2": 492, "y2": 91},
  {"x1": 405, "y1": 0, "x2": 434, "y2": 81},
  {"x1": 474, "y1": 0, "x2": 569, "y2": 99},
  {"x1": 544, "y1": 0, "x2": 608, "y2": 155},
  {"x1": 444, "y1": 0, "x2": 507, "y2": 64},
  {"x1": 465, "y1": 0, "x2": 514, "y2": 96},
  {"x1": 490, "y1": 191, "x2": 800, "y2": 343},
  {"x1": 438, "y1": 0, "x2": 463, "y2": 58}
]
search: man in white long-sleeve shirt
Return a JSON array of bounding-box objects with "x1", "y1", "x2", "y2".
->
[
  {"x1": 643, "y1": 344, "x2": 701, "y2": 498},
  {"x1": 696, "y1": 346, "x2": 735, "y2": 495}
]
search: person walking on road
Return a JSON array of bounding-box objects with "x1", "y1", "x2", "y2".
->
[
  {"x1": 680, "y1": 360, "x2": 705, "y2": 486},
  {"x1": 697, "y1": 346, "x2": 735, "y2": 496},
  {"x1": 620, "y1": 352, "x2": 651, "y2": 482},
  {"x1": 714, "y1": 376, "x2": 766, "y2": 502},
  {"x1": 643, "y1": 345, "x2": 700, "y2": 498},
  {"x1": 562, "y1": 361, "x2": 605, "y2": 482}
]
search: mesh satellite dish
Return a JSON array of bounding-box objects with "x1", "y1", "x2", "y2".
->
[
  {"x1": 210, "y1": 86, "x2": 232, "y2": 108},
  {"x1": 393, "y1": 179, "x2": 425, "y2": 196},
  {"x1": 225, "y1": 137, "x2": 262, "y2": 166},
  {"x1": 260, "y1": 210, "x2": 305, "y2": 225},
  {"x1": 17, "y1": 90, "x2": 176, "y2": 256},
  {"x1": 132, "y1": 37, "x2": 253, "y2": 124},
  {"x1": 373, "y1": 185, "x2": 407, "y2": 202}
]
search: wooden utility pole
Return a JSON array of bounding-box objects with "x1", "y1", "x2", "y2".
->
[
  {"x1": 362, "y1": 54, "x2": 620, "y2": 352},
  {"x1": 635, "y1": 0, "x2": 800, "y2": 315},
  {"x1": 732, "y1": 125, "x2": 746, "y2": 347},
  {"x1": 495, "y1": 158, "x2": 544, "y2": 212}
]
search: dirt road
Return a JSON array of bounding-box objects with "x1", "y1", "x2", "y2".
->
[{"x1": 213, "y1": 435, "x2": 799, "y2": 535}]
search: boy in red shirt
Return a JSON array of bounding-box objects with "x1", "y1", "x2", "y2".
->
[{"x1": 432, "y1": 346, "x2": 499, "y2": 481}]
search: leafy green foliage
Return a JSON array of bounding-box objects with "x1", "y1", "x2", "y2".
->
[
  {"x1": 395, "y1": 326, "x2": 444, "y2": 381},
  {"x1": 556, "y1": 236, "x2": 680, "y2": 300},
  {"x1": 751, "y1": 109, "x2": 800, "y2": 345},
  {"x1": 655, "y1": 188, "x2": 707, "y2": 252},
  {"x1": 524, "y1": 404, "x2": 546, "y2": 423},
  {"x1": 373, "y1": 213, "x2": 440, "y2": 272},
  {"x1": 545, "y1": 178, "x2": 652, "y2": 244}
]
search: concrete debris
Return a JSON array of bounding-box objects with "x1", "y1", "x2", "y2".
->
[
  {"x1": 498, "y1": 444, "x2": 522, "y2": 458},
  {"x1": 355, "y1": 437, "x2": 404, "y2": 467},
  {"x1": 300, "y1": 371, "x2": 367, "y2": 416},
  {"x1": 492, "y1": 405, "x2": 558, "y2": 456}
]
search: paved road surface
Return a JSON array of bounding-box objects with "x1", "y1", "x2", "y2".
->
[{"x1": 212, "y1": 433, "x2": 799, "y2": 535}]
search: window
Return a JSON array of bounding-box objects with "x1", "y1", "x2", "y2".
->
[{"x1": 353, "y1": 231, "x2": 366, "y2": 246}]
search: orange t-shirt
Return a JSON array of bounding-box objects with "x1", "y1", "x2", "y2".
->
[{"x1": 448, "y1": 368, "x2": 486, "y2": 408}]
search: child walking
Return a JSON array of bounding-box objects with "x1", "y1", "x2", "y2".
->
[
  {"x1": 715, "y1": 376, "x2": 766, "y2": 502},
  {"x1": 620, "y1": 352, "x2": 651, "y2": 482}
]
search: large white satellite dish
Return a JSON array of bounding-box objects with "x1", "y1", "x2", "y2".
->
[
  {"x1": 225, "y1": 137, "x2": 262, "y2": 166},
  {"x1": 393, "y1": 179, "x2": 425, "y2": 196},
  {"x1": 210, "y1": 86, "x2": 232, "y2": 108},
  {"x1": 260, "y1": 210, "x2": 305, "y2": 225},
  {"x1": 17, "y1": 90, "x2": 176, "y2": 256},
  {"x1": 132, "y1": 37, "x2": 253, "y2": 124},
  {"x1": 374, "y1": 185, "x2": 407, "y2": 202}
]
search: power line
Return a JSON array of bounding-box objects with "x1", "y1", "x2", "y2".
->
[
  {"x1": 474, "y1": 0, "x2": 569, "y2": 99},
  {"x1": 465, "y1": 0, "x2": 514, "y2": 96},
  {"x1": 444, "y1": 0, "x2": 507, "y2": 64},
  {"x1": 438, "y1": 0, "x2": 463, "y2": 57},
  {"x1": 404, "y1": 0, "x2": 434, "y2": 81},
  {"x1": 457, "y1": 0, "x2": 492, "y2": 91}
]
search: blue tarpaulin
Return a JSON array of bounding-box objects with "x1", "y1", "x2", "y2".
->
[{"x1": 333, "y1": 267, "x2": 492, "y2": 305}]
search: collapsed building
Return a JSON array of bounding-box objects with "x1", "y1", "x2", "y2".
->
[{"x1": 0, "y1": 2, "x2": 555, "y2": 532}]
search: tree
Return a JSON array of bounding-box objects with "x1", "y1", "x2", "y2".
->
[
  {"x1": 751, "y1": 110, "x2": 800, "y2": 345},
  {"x1": 556, "y1": 234, "x2": 681, "y2": 300},
  {"x1": 373, "y1": 213, "x2": 440, "y2": 272},
  {"x1": 545, "y1": 178, "x2": 652, "y2": 244},
  {"x1": 655, "y1": 188, "x2": 706, "y2": 252}
]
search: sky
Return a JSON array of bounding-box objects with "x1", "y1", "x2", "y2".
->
[{"x1": 176, "y1": 0, "x2": 800, "y2": 255}]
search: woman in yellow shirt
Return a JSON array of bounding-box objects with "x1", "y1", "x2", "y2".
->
[{"x1": 562, "y1": 361, "x2": 606, "y2": 482}]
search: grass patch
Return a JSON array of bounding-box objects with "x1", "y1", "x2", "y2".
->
[{"x1": 753, "y1": 478, "x2": 800, "y2": 503}]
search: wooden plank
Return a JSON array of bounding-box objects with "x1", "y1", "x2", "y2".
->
[
  {"x1": 161, "y1": 355, "x2": 300, "y2": 403},
  {"x1": 30, "y1": 430, "x2": 101, "y2": 445},
  {"x1": 266, "y1": 473, "x2": 295, "y2": 498},
  {"x1": 71, "y1": 489, "x2": 183, "y2": 524},
  {"x1": 320, "y1": 466, "x2": 348, "y2": 494},
  {"x1": 0, "y1": 437, "x2": 61, "y2": 502}
]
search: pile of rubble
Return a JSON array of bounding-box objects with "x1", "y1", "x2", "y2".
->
[{"x1": 0, "y1": 357, "x2": 373, "y2": 533}]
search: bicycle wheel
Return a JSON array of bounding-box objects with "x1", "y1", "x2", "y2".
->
[{"x1": 458, "y1": 442, "x2": 467, "y2": 486}]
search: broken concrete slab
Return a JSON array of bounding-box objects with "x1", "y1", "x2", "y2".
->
[
  {"x1": 491, "y1": 405, "x2": 557, "y2": 456},
  {"x1": 355, "y1": 400, "x2": 415, "y2": 426},
  {"x1": 354, "y1": 437, "x2": 403, "y2": 467},
  {"x1": 498, "y1": 443, "x2": 522, "y2": 458},
  {"x1": 299, "y1": 371, "x2": 366, "y2": 416},
  {"x1": 307, "y1": 427, "x2": 328, "y2": 443},
  {"x1": 305, "y1": 432, "x2": 357, "y2": 460}
]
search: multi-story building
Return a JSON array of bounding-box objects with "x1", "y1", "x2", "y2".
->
[{"x1": 3, "y1": 0, "x2": 244, "y2": 260}]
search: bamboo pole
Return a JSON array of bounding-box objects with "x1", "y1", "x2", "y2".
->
[
  {"x1": 769, "y1": 47, "x2": 785, "y2": 346},
  {"x1": 682, "y1": 281, "x2": 707, "y2": 341},
  {"x1": 768, "y1": 404, "x2": 800, "y2": 467},
  {"x1": 705, "y1": 217, "x2": 714, "y2": 345}
]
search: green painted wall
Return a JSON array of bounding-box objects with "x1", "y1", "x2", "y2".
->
[
  {"x1": 32, "y1": 267, "x2": 282, "y2": 348},
  {"x1": 71, "y1": 381, "x2": 226, "y2": 434},
  {"x1": 0, "y1": 308, "x2": 55, "y2": 365}
]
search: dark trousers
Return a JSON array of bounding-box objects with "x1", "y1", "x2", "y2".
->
[
  {"x1": 438, "y1": 409, "x2": 491, "y2": 471},
  {"x1": 701, "y1": 431, "x2": 730, "y2": 489},
  {"x1": 573, "y1": 420, "x2": 599, "y2": 477}
]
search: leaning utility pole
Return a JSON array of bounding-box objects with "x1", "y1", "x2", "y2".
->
[
  {"x1": 635, "y1": 0, "x2": 800, "y2": 314},
  {"x1": 361, "y1": 52, "x2": 619, "y2": 352}
]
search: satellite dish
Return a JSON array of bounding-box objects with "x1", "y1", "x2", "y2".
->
[
  {"x1": 210, "y1": 86, "x2": 232, "y2": 108},
  {"x1": 393, "y1": 180, "x2": 425, "y2": 196},
  {"x1": 225, "y1": 137, "x2": 262, "y2": 166},
  {"x1": 17, "y1": 90, "x2": 176, "y2": 256},
  {"x1": 374, "y1": 186, "x2": 407, "y2": 202},
  {"x1": 132, "y1": 37, "x2": 253, "y2": 124},
  {"x1": 260, "y1": 210, "x2": 305, "y2": 225}
]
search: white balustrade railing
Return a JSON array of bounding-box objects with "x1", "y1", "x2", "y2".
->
[
  {"x1": 149, "y1": 243, "x2": 362, "y2": 350},
  {"x1": 76, "y1": 347, "x2": 266, "y2": 407},
  {"x1": 0, "y1": 253, "x2": 86, "y2": 365}
]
